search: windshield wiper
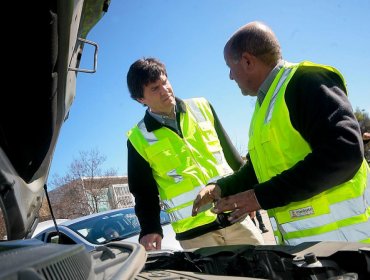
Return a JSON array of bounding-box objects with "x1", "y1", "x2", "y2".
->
[
  {"x1": 95, "y1": 245, "x2": 115, "y2": 260},
  {"x1": 101, "y1": 236, "x2": 125, "y2": 244}
]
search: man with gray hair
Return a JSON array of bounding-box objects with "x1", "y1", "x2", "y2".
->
[{"x1": 193, "y1": 21, "x2": 369, "y2": 245}]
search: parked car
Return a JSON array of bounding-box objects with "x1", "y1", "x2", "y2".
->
[
  {"x1": 33, "y1": 208, "x2": 181, "y2": 251},
  {"x1": 0, "y1": 1, "x2": 369, "y2": 280}
]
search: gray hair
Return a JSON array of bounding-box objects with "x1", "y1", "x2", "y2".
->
[{"x1": 226, "y1": 21, "x2": 281, "y2": 66}]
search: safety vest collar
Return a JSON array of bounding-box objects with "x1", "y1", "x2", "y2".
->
[{"x1": 141, "y1": 97, "x2": 187, "y2": 132}]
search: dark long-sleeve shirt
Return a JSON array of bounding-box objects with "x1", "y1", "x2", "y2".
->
[
  {"x1": 218, "y1": 64, "x2": 364, "y2": 209},
  {"x1": 127, "y1": 98, "x2": 244, "y2": 240}
]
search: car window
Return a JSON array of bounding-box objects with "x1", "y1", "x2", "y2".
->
[
  {"x1": 67, "y1": 211, "x2": 142, "y2": 244},
  {"x1": 160, "y1": 211, "x2": 171, "y2": 225},
  {"x1": 33, "y1": 209, "x2": 174, "y2": 246},
  {"x1": 123, "y1": 212, "x2": 140, "y2": 228},
  {"x1": 34, "y1": 232, "x2": 45, "y2": 241},
  {"x1": 45, "y1": 231, "x2": 76, "y2": 245}
]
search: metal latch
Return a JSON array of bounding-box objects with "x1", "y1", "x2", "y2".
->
[{"x1": 68, "y1": 38, "x2": 99, "y2": 73}]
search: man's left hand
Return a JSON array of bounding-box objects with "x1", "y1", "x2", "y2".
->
[
  {"x1": 192, "y1": 184, "x2": 221, "y2": 216},
  {"x1": 212, "y1": 189, "x2": 261, "y2": 224}
]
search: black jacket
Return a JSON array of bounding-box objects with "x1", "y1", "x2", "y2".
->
[
  {"x1": 217, "y1": 65, "x2": 364, "y2": 209},
  {"x1": 127, "y1": 98, "x2": 244, "y2": 240}
]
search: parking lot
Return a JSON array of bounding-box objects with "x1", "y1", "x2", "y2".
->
[{"x1": 259, "y1": 210, "x2": 276, "y2": 245}]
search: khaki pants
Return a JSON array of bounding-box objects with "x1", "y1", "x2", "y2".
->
[{"x1": 179, "y1": 215, "x2": 264, "y2": 249}]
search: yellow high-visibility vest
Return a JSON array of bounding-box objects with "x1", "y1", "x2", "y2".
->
[
  {"x1": 127, "y1": 98, "x2": 233, "y2": 234},
  {"x1": 248, "y1": 61, "x2": 370, "y2": 245}
]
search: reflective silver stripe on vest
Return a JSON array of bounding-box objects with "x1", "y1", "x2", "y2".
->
[
  {"x1": 186, "y1": 99, "x2": 232, "y2": 174},
  {"x1": 207, "y1": 175, "x2": 223, "y2": 184},
  {"x1": 213, "y1": 151, "x2": 232, "y2": 175},
  {"x1": 161, "y1": 200, "x2": 182, "y2": 222},
  {"x1": 265, "y1": 67, "x2": 293, "y2": 123},
  {"x1": 282, "y1": 164, "x2": 370, "y2": 246},
  {"x1": 162, "y1": 175, "x2": 221, "y2": 222},
  {"x1": 280, "y1": 186, "x2": 370, "y2": 234},
  {"x1": 137, "y1": 119, "x2": 158, "y2": 145},
  {"x1": 161, "y1": 203, "x2": 195, "y2": 222},
  {"x1": 162, "y1": 186, "x2": 203, "y2": 209},
  {"x1": 269, "y1": 217, "x2": 278, "y2": 231},
  {"x1": 161, "y1": 175, "x2": 221, "y2": 210},
  {"x1": 186, "y1": 99, "x2": 207, "y2": 122},
  {"x1": 167, "y1": 169, "x2": 183, "y2": 183},
  {"x1": 284, "y1": 219, "x2": 370, "y2": 245}
]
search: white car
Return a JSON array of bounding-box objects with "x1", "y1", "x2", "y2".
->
[{"x1": 33, "y1": 207, "x2": 181, "y2": 251}]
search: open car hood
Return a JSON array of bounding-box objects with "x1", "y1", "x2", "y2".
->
[{"x1": 0, "y1": 0, "x2": 110, "y2": 240}]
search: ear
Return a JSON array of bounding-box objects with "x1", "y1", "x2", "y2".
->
[
  {"x1": 136, "y1": 97, "x2": 145, "y2": 105},
  {"x1": 241, "y1": 52, "x2": 255, "y2": 70}
]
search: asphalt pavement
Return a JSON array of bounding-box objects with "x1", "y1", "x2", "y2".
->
[{"x1": 259, "y1": 210, "x2": 276, "y2": 245}]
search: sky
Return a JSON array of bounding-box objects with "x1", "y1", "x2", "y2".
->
[{"x1": 49, "y1": 0, "x2": 370, "y2": 181}]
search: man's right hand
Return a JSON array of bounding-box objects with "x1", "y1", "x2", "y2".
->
[
  {"x1": 139, "y1": 233, "x2": 162, "y2": 251},
  {"x1": 192, "y1": 184, "x2": 221, "y2": 216}
]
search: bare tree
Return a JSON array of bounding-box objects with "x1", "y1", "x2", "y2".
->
[
  {"x1": 48, "y1": 149, "x2": 118, "y2": 218},
  {"x1": 233, "y1": 137, "x2": 248, "y2": 158},
  {"x1": 0, "y1": 209, "x2": 6, "y2": 240},
  {"x1": 38, "y1": 198, "x2": 52, "y2": 222}
]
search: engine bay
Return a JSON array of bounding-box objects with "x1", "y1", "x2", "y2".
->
[{"x1": 140, "y1": 242, "x2": 370, "y2": 279}]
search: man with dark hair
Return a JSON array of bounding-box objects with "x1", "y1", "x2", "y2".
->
[
  {"x1": 192, "y1": 21, "x2": 369, "y2": 245},
  {"x1": 126, "y1": 57, "x2": 264, "y2": 250}
]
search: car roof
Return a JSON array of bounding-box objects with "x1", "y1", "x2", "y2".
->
[{"x1": 31, "y1": 219, "x2": 69, "y2": 238}]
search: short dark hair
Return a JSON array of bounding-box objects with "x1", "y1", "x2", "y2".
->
[
  {"x1": 126, "y1": 57, "x2": 168, "y2": 100},
  {"x1": 227, "y1": 21, "x2": 281, "y2": 67}
]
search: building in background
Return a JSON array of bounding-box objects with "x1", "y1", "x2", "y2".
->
[
  {"x1": 108, "y1": 182, "x2": 135, "y2": 209},
  {"x1": 47, "y1": 176, "x2": 134, "y2": 219}
]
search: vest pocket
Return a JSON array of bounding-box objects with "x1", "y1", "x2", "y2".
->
[
  {"x1": 145, "y1": 138, "x2": 181, "y2": 174},
  {"x1": 197, "y1": 120, "x2": 214, "y2": 132},
  {"x1": 261, "y1": 126, "x2": 288, "y2": 173},
  {"x1": 197, "y1": 121, "x2": 220, "y2": 150},
  {"x1": 161, "y1": 178, "x2": 194, "y2": 200}
]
